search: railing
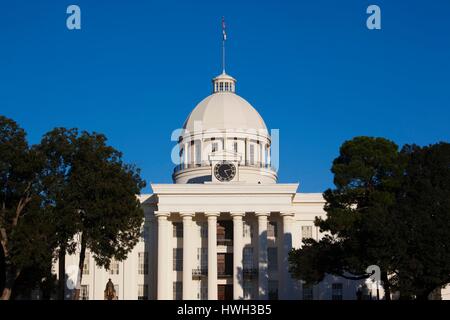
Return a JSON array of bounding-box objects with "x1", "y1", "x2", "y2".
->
[
  {"x1": 243, "y1": 268, "x2": 258, "y2": 279},
  {"x1": 218, "y1": 270, "x2": 233, "y2": 278},
  {"x1": 192, "y1": 268, "x2": 208, "y2": 279},
  {"x1": 173, "y1": 161, "x2": 276, "y2": 174},
  {"x1": 217, "y1": 238, "x2": 233, "y2": 246}
]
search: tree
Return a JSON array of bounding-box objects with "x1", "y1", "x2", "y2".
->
[
  {"x1": 0, "y1": 115, "x2": 43, "y2": 300},
  {"x1": 289, "y1": 137, "x2": 450, "y2": 300},
  {"x1": 37, "y1": 128, "x2": 146, "y2": 299},
  {"x1": 393, "y1": 143, "x2": 450, "y2": 299},
  {"x1": 36, "y1": 128, "x2": 81, "y2": 300},
  {"x1": 289, "y1": 137, "x2": 404, "y2": 299}
]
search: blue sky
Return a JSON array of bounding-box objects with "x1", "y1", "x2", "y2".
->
[{"x1": 1, "y1": 0, "x2": 449, "y2": 193}]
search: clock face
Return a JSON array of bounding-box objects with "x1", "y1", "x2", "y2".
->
[{"x1": 214, "y1": 162, "x2": 237, "y2": 182}]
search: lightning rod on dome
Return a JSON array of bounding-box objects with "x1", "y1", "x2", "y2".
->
[{"x1": 222, "y1": 17, "x2": 227, "y2": 74}]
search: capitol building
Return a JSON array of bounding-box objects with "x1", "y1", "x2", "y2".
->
[{"x1": 61, "y1": 70, "x2": 382, "y2": 301}]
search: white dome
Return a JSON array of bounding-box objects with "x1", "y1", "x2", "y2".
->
[{"x1": 183, "y1": 92, "x2": 267, "y2": 132}]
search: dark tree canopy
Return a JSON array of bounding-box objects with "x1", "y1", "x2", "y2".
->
[
  {"x1": 393, "y1": 143, "x2": 450, "y2": 299},
  {"x1": 289, "y1": 137, "x2": 450, "y2": 299},
  {"x1": 1, "y1": 116, "x2": 146, "y2": 300},
  {"x1": 0, "y1": 115, "x2": 45, "y2": 300},
  {"x1": 37, "y1": 129, "x2": 146, "y2": 299}
]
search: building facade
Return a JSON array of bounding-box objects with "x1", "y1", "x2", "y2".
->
[{"x1": 61, "y1": 71, "x2": 382, "y2": 300}]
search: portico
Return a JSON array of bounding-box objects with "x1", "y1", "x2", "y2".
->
[{"x1": 153, "y1": 183, "x2": 299, "y2": 300}]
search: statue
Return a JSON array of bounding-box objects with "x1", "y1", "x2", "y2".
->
[{"x1": 104, "y1": 278, "x2": 117, "y2": 300}]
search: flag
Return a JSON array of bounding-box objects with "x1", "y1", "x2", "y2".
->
[{"x1": 222, "y1": 17, "x2": 227, "y2": 41}]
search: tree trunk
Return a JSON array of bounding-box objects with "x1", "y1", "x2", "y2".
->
[
  {"x1": 0, "y1": 260, "x2": 19, "y2": 300},
  {"x1": 72, "y1": 235, "x2": 86, "y2": 300},
  {"x1": 381, "y1": 271, "x2": 391, "y2": 301},
  {"x1": 58, "y1": 246, "x2": 66, "y2": 300}
]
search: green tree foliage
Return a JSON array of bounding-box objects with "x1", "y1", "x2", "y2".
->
[
  {"x1": 0, "y1": 116, "x2": 44, "y2": 300},
  {"x1": 1, "y1": 116, "x2": 146, "y2": 300},
  {"x1": 393, "y1": 143, "x2": 450, "y2": 299},
  {"x1": 38, "y1": 129, "x2": 146, "y2": 299},
  {"x1": 37, "y1": 128, "x2": 81, "y2": 299},
  {"x1": 289, "y1": 137, "x2": 450, "y2": 299}
]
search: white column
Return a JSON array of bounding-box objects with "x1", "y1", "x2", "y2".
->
[
  {"x1": 279, "y1": 213, "x2": 295, "y2": 299},
  {"x1": 256, "y1": 212, "x2": 269, "y2": 300},
  {"x1": 181, "y1": 212, "x2": 195, "y2": 299},
  {"x1": 157, "y1": 212, "x2": 171, "y2": 300},
  {"x1": 207, "y1": 212, "x2": 219, "y2": 300},
  {"x1": 267, "y1": 144, "x2": 271, "y2": 167},
  {"x1": 259, "y1": 141, "x2": 263, "y2": 165},
  {"x1": 244, "y1": 138, "x2": 248, "y2": 164},
  {"x1": 184, "y1": 142, "x2": 188, "y2": 168},
  {"x1": 232, "y1": 212, "x2": 244, "y2": 300}
]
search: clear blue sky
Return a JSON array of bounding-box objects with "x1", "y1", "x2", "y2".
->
[{"x1": 1, "y1": 0, "x2": 449, "y2": 193}]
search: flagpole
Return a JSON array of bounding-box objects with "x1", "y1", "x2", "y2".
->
[
  {"x1": 222, "y1": 36, "x2": 225, "y2": 73},
  {"x1": 222, "y1": 17, "x2": 226, "y2": 73}
]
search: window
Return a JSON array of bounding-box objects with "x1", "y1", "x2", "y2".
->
[
  {"x1": 219, "y1": 82, "x2": 224, "y2": 91},
  {"x1": 140, "y1": 225, "x2": 150, "y2": 242},
  {"x1": 243, "y1": 247, "x2": 253, "y2": 269},
  {"x1": 173, "y1": 281, "x2": 182, "y2": 300},
  {"x1": 109, "y1": 259, "x2": 119, "y2": 275},
  {"x1": 268, "y1": 280, "x2": 278, "y2": 300},
  {"x1": 212, "y1": 142, "x2": 218, "y2": 153},
  {"x1": 243, "y1": 280, "x2": 253, "y2": 299},
  {"x1": 197, "y1": 248, "x2": 207, "y2": 269},
  {"x1": 249, "y1": 144, "x2": 255, "y2": 165},
  {"x1": 301, "y1": 226, "x2": 313, "y2": 240},
  {"x1": 200, "y1": 222, "x2": 207, "y2": 238},
  {"x1": 138, "y1": 252, "x2": 148, "y2": 275},
  {"x1": 302, "y1": 284, "x2": 313, "y2": 300},
  {"x1": 268, "y1": 247, "x2": 278, "y2": 271},
  {"x1": 173, "y1": 248, "x2": 183, "y2": 271},
  {"x1": 189, "y1": 140, "x2": 195, "y2": 165},
  {"x1": 242, "y1": 221, "x2": 253, "y2": 238},
  {"x1": 233, "y1": 141, "x2": 238, "y2": 153},
  {"x1": 267, "y1": 221, "x2": 278, "y2": 238},
  {"x1": 225, "y1": 83, "x2": 229, "y2": 91},
  {"x1": 332, "y1": 283, "x2": 343, "y2": 300},
  {"x1": 198, "y1": 280, "x2": 208, "y2": 300},
  {"x1": 81, "y1": 285, "x2": 89, "y2": 300},
  {"x1": 173, "y1": 222, "x2": 183, "y2": 238},
  {"x1": 138, "y1": 284, "x2": 148, "y2": 300},
  {"x1": 82, "y1": 252, "x2": 90, "y2": 275}
]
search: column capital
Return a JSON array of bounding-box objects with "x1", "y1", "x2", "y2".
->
[
  {"x1": 205, "y1": 212, "x2": 220, "y2": 217},
  {"x1": 280, "y1": 212, "x2": 295, "y2": 217},
  {"x1": 180, "y1": 211, "x2": 194, "y2": 218},
  {"x1": 155, "y1": 211, "x2": 170, "y2": 218},
  {"x1": 255, "y1": 211, "x2": 269, "y2": 217},
  {"x1": 231, "y1": 211, "x2": 245, "y2": 218}
]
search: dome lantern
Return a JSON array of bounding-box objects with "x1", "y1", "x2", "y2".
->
[{"x1": 212, "y1": 72, "x2": 236, "y2": 93}]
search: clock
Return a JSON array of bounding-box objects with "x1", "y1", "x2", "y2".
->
[{"x1": 213, "y1": 161, "x2": 237, "y2": 182}]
